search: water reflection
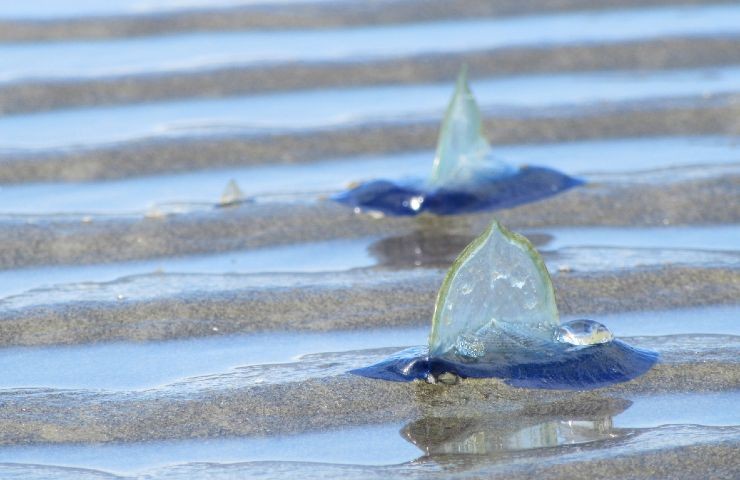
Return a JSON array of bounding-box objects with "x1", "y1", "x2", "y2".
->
[
  {"x1": 369, "y1": 231, "x2": 475, "y2": 268},
  {"x1": 403, "y1": 398, "x2": 631, "y2": 457},
  {"x1": 368, "y1": 230, "x2": 551, "y2": 269}
]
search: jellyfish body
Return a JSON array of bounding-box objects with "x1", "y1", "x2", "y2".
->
[
  {"x1": 350, "y1": 221, "x2": 658, "y2": 390},
  {"x1": 333, "y1": 166, "x2": 581, "y2": 216},
  {"x1": 333, "y1": 69, "x2": 582, "y2": 216},
  {"x1": 350, "y1": 336, "x2": 657, "y2": 390},
  {"x1": 218, "y1": 179, "x2": 245, "y2": 207}
]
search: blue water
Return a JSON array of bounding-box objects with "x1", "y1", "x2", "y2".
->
[
  {"x1": 1, "y1": 136, "x2": 736, "y2": 216},
  {"x1": 0, "y1": 392, "x2": 734, "y2": 475},
  {"x1": 0, "y1": 0, "x2": 337, "y2": 19},
  {"x1": 0, "y1": 424, "x2": 420, "y2": 474},
  {"x1": 0, "y1": 238, "x2": 377, "y2": 300},
  {"x1": 495, "y1": 136, "x2": 740, "y2": 174},
  {"x1": 0, "y1": 152, "x2": 426, "y2": 215},
  {"x1": 4, "y1": 305, "x2": 736, "y2": 392},
  {"x1": 0, "y1": 392, "x2": 740, "y2": 478},
  {"x1": 2, "y1": 66, "x2": 740, "y2": 151},
  {"x1": 537, "y1": 225, "x2": 740, "y2": 252},
  {"x1": 588, "y1": 305, "x2": 740, "y2": 337},
  {"x1": 613, "y1": 392, "x2": 740, "y2": 428},
  {"x1": 0, "y1": 224, "x2": 736, "y2": 303},
  {"x1": 0, "y1": 4, "x2": 738, "y2": 82},
  {"x1": 0, "y1": 327, "x2": 420, "y2": 390}
]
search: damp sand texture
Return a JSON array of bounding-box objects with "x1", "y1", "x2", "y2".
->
[{"x1": 0, "y1": 0, "x2": 739, "y2": 479}]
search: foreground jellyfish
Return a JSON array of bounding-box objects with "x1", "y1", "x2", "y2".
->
[
  {"x1": 333, "y1": 69, "x2": 582, "y2": 216},
  {"x1": 350, "y1": 220, "x2": 657, "y2": 389}
]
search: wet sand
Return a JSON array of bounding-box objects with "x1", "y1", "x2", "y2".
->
[
  {"x1": 0, "y1": 340, "x2": 737, "y2": 444},
  {"x1": 2, "y1": 37, "x2": 739, "y2": 115},
  {"x1": 1, "y1": 266, "x2": 738, "y2": 346},
  {"x1": 1, "y1": 173, "x2": 738, "y2": 268},
  {"x1": 0, "y1": 0, "x2": 730, "y2": 41},
  {"x1": 2, "y1": 94, "x2": 738, "y2": 183},
  {"x1": 1, "y1": 439, "x2": 735, "y2": 479},
  {"x1": 1, "y1": 0, "x2": 738, "y2": 477}
]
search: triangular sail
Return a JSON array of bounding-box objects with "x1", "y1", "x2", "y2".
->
[
  {"x1": 219, "y1": 179, "x2": 245, "y2": 206},
  {"x1": 429, "y1": 220, "x2": 559, "y2": 358},
  {"x1": 428, "y1": 67, "x2": 512, "y2": 189}
]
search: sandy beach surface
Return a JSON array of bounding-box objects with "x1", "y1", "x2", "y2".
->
[{"x1": 0, "y1": 0, "x2": 738, "y2": 478}]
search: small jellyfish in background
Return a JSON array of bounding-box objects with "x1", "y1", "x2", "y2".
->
[
  {"x1": 218, "y1": 179, "x2": 245, "y2": 207},
  {"x1": 350, "y1": 220, "x2": 657, "y2": 389},
  {"x1": 333, "y1": 68, "x2": 583, "y2": 216}
]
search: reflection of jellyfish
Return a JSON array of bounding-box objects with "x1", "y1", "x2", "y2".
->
[
  {"x1": 351, "y1": 220, "x2": 657, "y2": 389},
  {"x1": 368, "y1": 231, "x2": 476, "y2": 268},
  {"x1": 367, "y1": 230, "x2": 552, "y2": 269},
  {"x1": 403, "y1": 398, "x2": 632, "y2": 457},
  {"x1": 333, "y1": 68, "x2": 582, "y2": 216}
]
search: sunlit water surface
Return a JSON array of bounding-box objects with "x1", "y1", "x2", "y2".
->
[{"x1": 2, "y1": 67, "x2": 740, "y2": 150}]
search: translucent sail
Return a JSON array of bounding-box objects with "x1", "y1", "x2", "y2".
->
[
  {"x1": 352, "y1": 219, "x2": 653, "y2": 387},
  {"x1": 429, "y1": 220, "x2": 559, "y2": 358},
  {"x1": 352, "y1": 219, "x2": 652, "y2": 387},
  {"x1": 219, "y1": 179, "x2": 245, "y2": 206},
  {"x1": 428, "y1": 67, "x2": 513, "y2": 189}
]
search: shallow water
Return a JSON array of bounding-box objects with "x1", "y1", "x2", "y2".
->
[
  {"x1": 1, "y1": 305, "x2": 736, "y2": 391},
  {"x1": 0, "y1": 0, "x2": 738, "y2": 476},
  {"x1": 3, "y1": 67, "x2": 740, "y2": 151},
  {"x1": 0, "y1": 327, "x2": 420, "y2": 390},
  {"x1": 0, "y1": 0, "x2": 336, "y2": 19},
  {"x1": 0, "y1": 392, "x2": 735, "y2": 476},
  {"x1": 548, "y1": 247, "x2": 740, "y2": 272},
  {"x1": 0, "y1": 153, "x2": 420, "y2": 215},
  {"x1": 0, "y1": 239, "x2": 376, "y2": 300},
  {"x1": 0, "y1": 224, "x2": 735, "y2": 301},
  {"x1": 0, "y1": 423, "x2": 420, "y2": 474},
  {"x1": 371, "y1": 225, "x2": 740, "y2": 270},
  {"x1": 536, "y1": 224, "x2": 740, "y2": 270},
  {"x1": 496, "y1": 135, "x2": 740, "y2": 174},
  {"x1": 597, "y1": 305, "x2": 740, "y2": 337},
  {"x1": 1, "y1": 136, "x2": 736, "y2": 216},
  {"x1": 0, "y1": 225, "x2": 740, "y2": 306},
  {"x1": 0, "y1": 270, "x2": 404, "y2": 310},
  {"x1": 1, "y1": 4, "x2": 738, "y2": 83},
  {"x1": 612, "y1": 392, "x2": 740, "y2": 428},
  {"x1": 535, "y1": 225, "x2": 740, "y2": 252},
  {"x1": 407, "y1": 393, "x2": 740, "y2": 454}
]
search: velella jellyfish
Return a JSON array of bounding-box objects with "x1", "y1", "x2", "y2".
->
[
  {"x1": 333, "y1": 68, "x2": 583, "y2": 216},
  {"x1": 218, "y1": 179, "x2": 246, "y2": 207},
  {"x1": 350, "y1": 220, "x2": 657, "y2": 389}
]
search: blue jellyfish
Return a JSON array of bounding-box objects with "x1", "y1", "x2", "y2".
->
[
  {"x1": 333, "y1": 69, "x2": 583, "y2": 216},
  {"x1": 350, "y1": 220, "x2": 657, "y2": 389}
]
